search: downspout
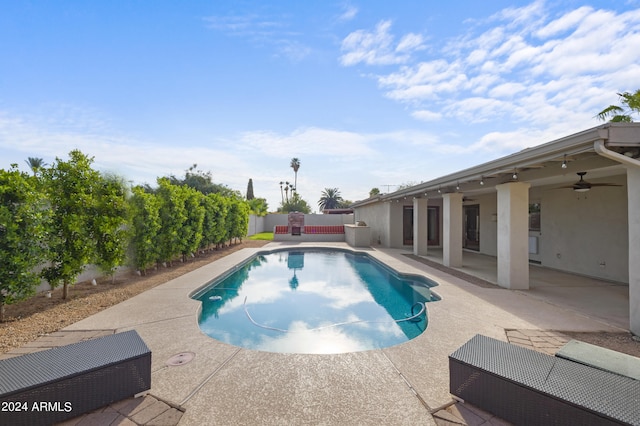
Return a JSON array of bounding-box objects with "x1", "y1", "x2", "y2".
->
[
  {"x1": 594, "y1": 139, "x2": 640, "y2": 336},
  {"x1": 593, "y1": 139, "x2": 640, "y2": 168}
]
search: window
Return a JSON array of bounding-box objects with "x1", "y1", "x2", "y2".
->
[{"x1": 529, "y1": 203, "x2": 541, "y2": 232}]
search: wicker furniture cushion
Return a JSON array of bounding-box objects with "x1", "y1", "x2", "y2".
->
[
  {"x1": 449, "y1": 334, "x2": 640, "y2": 425},
  {"x1": 0, "y1": 330, "x2": 151, "y2": 426}
]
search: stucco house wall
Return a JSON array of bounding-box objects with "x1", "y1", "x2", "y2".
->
[
  {"x1": 389, "y1": 202, "x2": 406, "y2": 248},
  {"x1": 452, "y1": 176, "x2": 628, "y2": 282},
  {"x1": 429, "y1": 198, "x2": 444, "y2": 249},
  {"x1": 539, "y1": 173, "x2": 628, "y2": 282},
  {"x1": 464, "y1": 193, "x2": 498, "y2": 257},
  {"x1": 353, "y1": 201, "x2": 390, "y2": 246},
  {"x1": 354, "y1": 174, "x2": 628, "y2": 283}
]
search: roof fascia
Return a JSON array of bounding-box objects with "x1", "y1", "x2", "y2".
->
[
  {"x1": 351, "y1": 123, "x2": 640, "y2": 208},
  {"x1": 383, "y1": 125, "x2": 609, "y2": 200}
]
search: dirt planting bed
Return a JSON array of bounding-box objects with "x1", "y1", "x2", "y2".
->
[{"x1": 0, "y1": 240, "x2": 269, "y2": 353}]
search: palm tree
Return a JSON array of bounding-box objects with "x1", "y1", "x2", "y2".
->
[
  {"x1": 318, "y1": 188, "x2": 344, "y2": 211},
  {"x1": 597, "y1": 89, "x2": 640, "y2": 122},
  {"x1": 290, "y1": 158, "x2": 300, "y2": 193},
  {"x1": 25, "y1": 157, "x2": 47, "y2": 175},
  {"x1": 279, "y1": 181, "x2": 284, "y2": 204}
]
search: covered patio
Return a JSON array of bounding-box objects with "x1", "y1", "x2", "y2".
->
[
  {"x1": 405, "y1": 247, "x2": 629, "y2": 331},
  {"x1": 352, "y1": 123, "x2": 640, "y2": 335}
]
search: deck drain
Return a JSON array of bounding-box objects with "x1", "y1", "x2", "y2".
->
[{"x1": 166, "y1": 352, "x2": 195, "y2": 366}]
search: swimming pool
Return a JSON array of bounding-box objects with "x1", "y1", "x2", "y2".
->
[{"x1": 193, "y1": 249, "x2": 440, "y2": 354}]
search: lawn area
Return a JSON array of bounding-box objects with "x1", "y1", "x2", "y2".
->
[{"x1": 249, "y1": 232, "x2": 274, "y2": 241}]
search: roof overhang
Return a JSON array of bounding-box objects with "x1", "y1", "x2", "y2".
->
[{"x1": 352, "y1": 123, "x2": 640, "y2": 207}]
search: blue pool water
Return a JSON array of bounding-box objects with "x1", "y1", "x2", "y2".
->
[{"x1": 193, "y1": 249, "x2": 440, "y2": 354}]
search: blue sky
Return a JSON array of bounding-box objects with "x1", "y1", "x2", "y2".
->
[{"x1": 2, "y1": 1, "x2": 640, "y2": 211}]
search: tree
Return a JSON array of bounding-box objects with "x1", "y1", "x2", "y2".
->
[
  {"x1": 209, "y1": 193, "x2": 229, "y2": 247},
  {"x1": 226, "y1": 198, "x2": 250, "y2": 244},
  {"x1": 91, "y1": 173, "x2": 129, "y2": 281},
  {"x1": 396, "y1": 181, "x2": 419, "y2": 191},
  {"x1": 279, "y1": 193, "x2": 311, "y2": 213},
  {"x1": 41, "y1": 150, "x2": 100, "y2": 299},
  {"x1": 128, "y1": 186, "x2": 161, "y2": 274},
  {"x1": 279, "y1": 181, "x2": 285, "y2": 204},
  {"x1": 282, "y1": 181, "x2": 294, "y2": 203},
  {"x1": 25, "y1": 157, "x2": 47, "y2": 176},
  {"x1": 318, "y1": 188, "x2": 344, "y2": 211},
  {"x1": 179, "y1": 186, "x2": 205, "y2": 262},
  {"x1": 369, "y1": 188, "x2": 380, "y2": 197},
  {"x1": 247, "y1": 197, "x2": 268, "y2": 216},
  {"x1": 169, "y1": 164, "x2": 239, "y2": 197},
  {"x1": 199, "y1": 193, "x2": 219, "y2": 251},
  {"x1": 597, "y1": 89, "x2": 640, "y2": 122},
  {"x1": 290, "y1": 158, "x2": 300, "y2": 193},
  {"x1": 246, "y1": 178, "x2": 255, "y2": 200},
  {"x1": 338, "y1": 199, "x2": 353, "y2": 209},
  {"x1": 0, "y1": 165, "x2": 47, "y2": 321},
  {"x1": 155, "y1": 178, "x2": 188, "y2": 265}
]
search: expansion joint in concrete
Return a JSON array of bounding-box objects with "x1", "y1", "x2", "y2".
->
[
  {"x1": 114, "y1": 313, "x2": 196, "y2": 331},
  {"x1": 381, "y1": 351, "x2": 431, "y2": 412},
  {"x1": 179, "y1": 347, "x2": 242, "y2": 406}
]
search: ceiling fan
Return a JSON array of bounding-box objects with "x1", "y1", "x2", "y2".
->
[{"x1": 557, "y1": 172, "x2": 622, "y2": 192}]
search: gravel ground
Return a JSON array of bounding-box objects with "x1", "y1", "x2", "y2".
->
[
  {"x1": 0, "y1": 240, "x2": 269, "y2": 354},
  {"x1": 2, "y1": 239, "x2": 638, "y2": 358}
]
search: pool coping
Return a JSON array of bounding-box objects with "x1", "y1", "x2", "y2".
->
[{"x1": 59, "y1": 242, "x2": 624, "y2": 425}]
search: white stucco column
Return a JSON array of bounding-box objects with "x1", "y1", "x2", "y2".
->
[
  {"x1": 443, "y1": 193, "x2": 463, "y2": 267},
  {"x1": 413, "y1": 197, "x2": 428, "y2": 256},
  {"x1": 627, "y1": 166, "x2": 640, "y2": 335},
  {"x1": 496, "y1": 182, "x2": 530, "y2": 289}
]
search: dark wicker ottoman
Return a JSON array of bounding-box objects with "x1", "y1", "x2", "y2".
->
[
  {"x1": 449, "y1": 334, "x2": 640, "y2": 425},
  {"x1": 0, "y1": 330, "x2": 151, "y2": 426}
]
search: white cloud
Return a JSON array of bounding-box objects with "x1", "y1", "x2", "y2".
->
[
  {"x1": 204, "y1": 13, "x2": 311, "y2": 62},
  {"x1": 0, "y1": 105, "x2": 448, "y2": 210},
  {"x1": 411, "y1": 110, "x2": 442, "y2": 122},
  {"x1": 274, "y1": 39, "x2": 312, "y2": 61},
  {"x1": 488, "y1": 82, "x2": 527, "y2": 98},
  {"x1": 469, "y1": 128, "x2": 545, "y2": 152},
  {"x1": 343, "y1": 2, "x2": 640, "y2": 144},
  {"x1": 378, "y1": 60, "x2": 467, "y2": 102},
  {"x1": 446, "y1": 97, "x2": 514, "y2": 123},
  {"x1": 467, "y1": 48, "x2": 488, "y2": 65},
  {"x1": 466, "y1": 118, "x2": 594, "y2": 154},
  {"x1": 535, "y1": 6, "x2": 593, "y2": 38},
  {"x1": 0, "y1": 109, "x2": 250, "y2": 187},
  {"x1": 396, "y1": 33, "x2": 425, "y2": 53},
  {"x1": 340, "y1": 20, "x2": 424, "y2": 66},
  {"x1": 238, "y1": 127, "x2": 376, "y2": 158},
  {"x1": 489, "y1": 0, "x2": 546, "y2": 32},
  {"x1": 338, "y1": 4, "x2": 358, "y2": 22},
  {"x1": 204, "y1": 14, "x2": 283, "y2": 35}
]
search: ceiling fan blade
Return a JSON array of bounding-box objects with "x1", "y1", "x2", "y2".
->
[{"x1": 551, "y1": 172, "x2": 621, "y2": 190}]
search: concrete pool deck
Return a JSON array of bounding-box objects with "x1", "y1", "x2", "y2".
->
[{"x1": 46, "y1": 242, "x2": 629, "y2": 425}]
